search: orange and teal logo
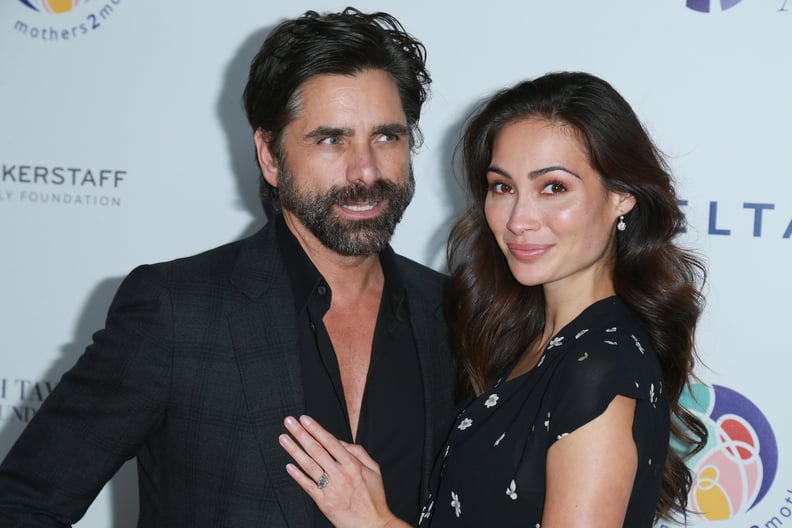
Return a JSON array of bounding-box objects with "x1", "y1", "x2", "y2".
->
[
  {"x1": 18, "y1": 0, "x2": 83, "y2": 14},
  {"x1": 679, "y1": 384, "x2": 778, "y2": 521}
]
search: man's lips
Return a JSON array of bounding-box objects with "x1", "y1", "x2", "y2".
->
[{"x1": 341, "y1": 200, "x2": 380, "y2": 212}]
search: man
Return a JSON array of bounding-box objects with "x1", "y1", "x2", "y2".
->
[{"x1": 0, "y1": 8, "x2": 454, "y2": 527}]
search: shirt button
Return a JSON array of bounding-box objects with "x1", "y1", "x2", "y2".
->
[{"x1": 317, "y1": 285, "x2": 327, "y2": 295}]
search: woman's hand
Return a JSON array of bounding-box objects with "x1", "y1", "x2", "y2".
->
[{"x1": 279, "y1": 415, "x2": 410, "y2": 528}]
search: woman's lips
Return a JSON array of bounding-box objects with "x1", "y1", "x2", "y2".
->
[{"x1": 507, "y1": 243, "x2": 553, "y2": 260}]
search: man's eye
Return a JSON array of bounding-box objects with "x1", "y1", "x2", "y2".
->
[{"x1": 319, "y1": 136, "x2": 341, "y2": 145}]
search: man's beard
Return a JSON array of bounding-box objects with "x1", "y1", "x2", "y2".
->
[{"x1": 278, "y1": 161, "x2": 415, "y2": 257}]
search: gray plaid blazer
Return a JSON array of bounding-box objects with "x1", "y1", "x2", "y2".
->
[{"x1": 0, "y1": 219, "x2": 454, "y2": 527}]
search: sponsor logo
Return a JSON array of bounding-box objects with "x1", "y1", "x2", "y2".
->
[
  {"x1": 680, "y1": 384, "x2": 778, "y2": 520},
  {"x1": 684, "y1": 0, "x2": 790, "y2": 12},
  {"x1": 0, "y1": 378, "x2": 58, "y2": 424},
  {"x1": 686, "y1": 0, "x2": 744, "y2": 12},
  {"x1": 11, "y1": 0, "x2": 123, "y2": 42},
  {"x1": 679, "y1": 200, "x2": 792, "y2": 239},
  {"x1": 1, "y1": 163, "x2": 126, "y2": 208},
  {"x1": 18, "y1": 1, "x2": 82, "y2": 14},
  {"x1": 659, "y1": 384, "x2": 792, "y2": 528}
]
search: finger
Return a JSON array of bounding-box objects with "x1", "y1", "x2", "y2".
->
[
  {"x1": 297, "y1": 415, "x2": 356, "y2": 464},
  {"x1": 300, "y1": 415, "x2": 356, "y2": 460},
  {"x1": 340, "y1": 442, "x2": 381, "y2": 474},
  {"x1": 283, "y1": 416, "x2": 339, "y2": 473},
  {"x1": 279, "y1": 433, "x2": 327, "y2": 483},
  {"x1": 285, "y1": 462, "x2": 326, "y2": 503}
]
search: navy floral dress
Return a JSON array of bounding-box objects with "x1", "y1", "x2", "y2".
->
[{"x1": 418, "y1": 296, "x2": 669, "y2": 527}]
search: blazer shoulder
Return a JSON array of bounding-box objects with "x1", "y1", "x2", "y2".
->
[
  {"x1": 143, "y1": 224, "x2": 275, "y2": 283},
  {"x1": 392, "y1": 253, "x2": 448, "y2": 287}
]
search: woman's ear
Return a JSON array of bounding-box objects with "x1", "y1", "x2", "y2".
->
[
  {"x1": 254, "y1": 129, "x2": 279, "y2": 188},
  {"x1": 612, "y1": 191, "x2": 636, "y2": 217}
]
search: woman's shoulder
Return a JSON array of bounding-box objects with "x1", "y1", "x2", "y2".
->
[
  {"x1": 556, "y1": 296, "x2": 653, "y2": 355},
  {"x1": 544, "y1": 297, "x2": 661, "y2": 398},
  {"x1": 539, "y1": 298, "x2": 665, "y2": 442}
]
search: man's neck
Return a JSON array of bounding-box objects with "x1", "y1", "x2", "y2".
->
[{"x1": 282, "y1": 211, "x2": 384, "y2": 300}]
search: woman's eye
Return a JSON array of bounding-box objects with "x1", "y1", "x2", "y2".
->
[
  {"x1": 541, "y1": 181, "x2": 566, "y2": 194},
  {"x1": 489, "y1": 182, "x2": 513, "y2": 194}
]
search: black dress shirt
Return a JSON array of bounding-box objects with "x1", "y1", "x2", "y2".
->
[{"x1": 276, "y1": 215, "x2": 425, "y2": 527}]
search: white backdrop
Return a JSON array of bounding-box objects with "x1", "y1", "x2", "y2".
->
[{"x1": 1, "y1": 1, "x2": 790, "y2": 526}]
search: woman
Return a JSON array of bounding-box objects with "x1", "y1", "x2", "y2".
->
[{"x1": 279, "y1": 71, "x2": 707, "y2": 527}]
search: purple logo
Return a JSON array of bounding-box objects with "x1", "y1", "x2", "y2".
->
[
  {"x1": 686, "y1": 0, "x2": 743, "y2": 12},
  {"x1": 679, "y1": 384, "x2": 778, "y2": 520}
]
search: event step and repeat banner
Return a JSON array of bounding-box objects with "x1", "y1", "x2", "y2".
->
[{"x1": 1, "y1": 1, "x2": 790, "y2": 526}]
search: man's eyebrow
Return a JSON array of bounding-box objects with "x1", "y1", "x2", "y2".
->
[
  {"x1": 372, "y1": 123, "x2": 409, "y2": 137},
  {"x1": 305, "y1": 126, "x2": 353, "y2": 140}
]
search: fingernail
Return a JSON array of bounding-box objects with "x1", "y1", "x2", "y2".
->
[
  {"x1": 278, "y1": 434, "x2": 290, "y2": 446},
  {"x1": 299, "y1": 415, "x2": 314, "y2": 426},
  {"x1": 284, "y1": 416, "x2": 297, "y2": 427}
]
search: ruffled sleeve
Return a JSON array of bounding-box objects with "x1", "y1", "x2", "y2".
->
[{"x1": 544, "y1": 328, "x2": 659, "y2": 446}]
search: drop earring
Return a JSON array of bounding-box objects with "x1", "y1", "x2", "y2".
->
[{"x1": 617, "y1": 215, "x2": 626, "y2": 232}]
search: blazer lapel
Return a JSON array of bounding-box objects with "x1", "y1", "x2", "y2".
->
[
  {"x1": 408, "y1": 285, "x2": 454, "y2": 501},
  {"x1": 228, "y1": 224, "x2": 312, "y2": 528}
]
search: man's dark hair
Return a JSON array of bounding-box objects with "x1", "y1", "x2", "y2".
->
[{"x1": 242, "y1": 7, "x2": 431, "y2": 209}]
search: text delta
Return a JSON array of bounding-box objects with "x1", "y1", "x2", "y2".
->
[{"x1": 679, "y1": 200, "x2": 792, "y2": 239}]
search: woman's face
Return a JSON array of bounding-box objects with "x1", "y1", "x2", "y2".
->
[{"x1": 484, "y1": 118, "x2": 634, "y2": 296}]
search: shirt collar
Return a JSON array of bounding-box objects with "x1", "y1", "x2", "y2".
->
[{"x1": 274, "y1": 213, "x2": 407, "y2": 317}]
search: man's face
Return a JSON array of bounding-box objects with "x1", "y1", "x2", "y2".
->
[{"x1": 268, "y1": 69, "x2": 415, "y2": 257}]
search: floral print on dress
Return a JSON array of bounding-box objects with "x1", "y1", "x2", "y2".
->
[
  {"x1": 506, "y1": 480, "x2": 518, "y2": 500},
  {"x1": 419, "y1": 298, "x2": 666, "y2": 527},
  {"x1": 547, "y1": 336, "x2": 564, "y2": 349},
  {"x1": 649, "y1": 383, "x2": 659, "y2": 408},
  {"x1": 458, "y1": 418, "x2": 473, "y2": 430},
  {"x1": 632, "y1": 334, "x2": 645, "y2": 354},
  {"x1": 485, "y1": 394, "x2": 499, "y2": 408},
  {"x1": 450, "y1": 491, "x2": 462, "y2": 517},
  {"x1": 419, "y1": 499, "x2": 434, "y2": 524}
]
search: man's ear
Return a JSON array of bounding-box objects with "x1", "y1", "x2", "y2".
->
[{"x1": 254, "y1": 129, "x2": 279, "y2": 188}]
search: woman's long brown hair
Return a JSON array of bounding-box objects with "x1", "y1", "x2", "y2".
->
[{"x1": 447, "y1": 72, "x2": 707, "y2": 520}]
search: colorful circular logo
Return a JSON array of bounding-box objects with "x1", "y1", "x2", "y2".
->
[
  {"x1": 686, "y1": 0, "x2": 743, "y2": 12},
  {"x1": 678, "y1": 384, "x2": 778, "y2": 521},
  {"x1": 18, "y1": 0, "x2": 82, "y2": 14}
]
